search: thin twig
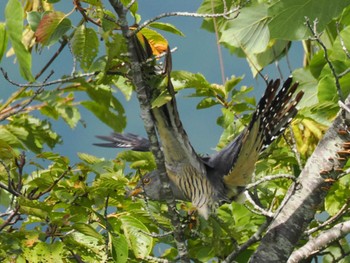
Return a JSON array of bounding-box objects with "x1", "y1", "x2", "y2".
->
[
  {"x1": 223, "y1": 220, "x2": 271, "y2": 262},
  {"x1": 129, "y1": 7, "x2": 240, "y2": 37},
  {"x1": 0, "y1": 70, "x2": 54, "y2": 121},
  {"x1": 306, "y1": 199, "x2": 350, "y2": 235},
  {"x1": 0, "y1": 205, "x2": 20, "y2": 232},
  {"x1": 139, "y1": 229, "x2": 173, "y2": 238},
  {"x1": 126, "y1": 0, "x2": 137, "y2": 11},
  {"x1": 28, "y1": 167, "x2": 70, "y2": 200},
  {"x1": 145, "y1": 255, "x2": 170, "y2": 263},
  {"x1": 0, "y1": 68, "x2": 96, "y2": 88},
  {"x1": 336, "y1": 22, "x2": 350, "y2": 60},
  {"x1": 245, "y1": 174, "x2": 296, "y2": 190},
  {"x1": 210, "y1": 0, "x2": 226, "y2": 85},
  {"x1": 244, "y1": 191, "x2": 274, "y2": 217},
  {"x1": 305, "y1": 17, "x2": 343, "y2": 101},
  {"x1": 286, "y1": 126, "x2": 303, "y2": 171}
]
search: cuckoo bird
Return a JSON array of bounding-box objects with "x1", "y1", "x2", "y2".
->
[
  {"x1": 95, "y1": 78, "x2": 304, "y2": 219},
  {"x1": 95, "y1": 36, "x2": 303, "y2": 218}
]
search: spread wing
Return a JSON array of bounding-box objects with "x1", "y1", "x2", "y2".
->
[{"x1": 207, "y1": 78, "x2": 303, "y2": 198}]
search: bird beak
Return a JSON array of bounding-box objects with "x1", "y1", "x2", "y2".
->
[{"x1": 126, "y1": 187, "x2": 143, "y2": 197}]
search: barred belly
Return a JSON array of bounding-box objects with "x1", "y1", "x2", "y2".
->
[{"x1": 174, "y1": 165, "x2": 214, "y2": 219}]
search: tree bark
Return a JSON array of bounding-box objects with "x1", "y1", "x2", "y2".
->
[{"x1": 249, "y1": 98, "x2": 350, "y2": 262}]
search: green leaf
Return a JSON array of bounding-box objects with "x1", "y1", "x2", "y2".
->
[
  {"x1": 78, "y1": 152, "x2": 103, "y2": 164},
  {"x1": 0, "y1": 23, "x2": 8, "y2": 62},
  {"x1": 72, "y1": 223, "x2": 103, "y2": 242},
  {"x1": 5, "y1": 0, "x2": 34, "y2": 81},
  {"x1": 292, "y1": 68, "x2": 318, "y2": 108},
  {"x1": 112, "y1": 76, "x2": 133, "y2": 101},
  {"x1": 220, "y1": 5, "x2": 270, "y2": 54},
  {"x1": 268, "y1": 0, "x2": 350, "y2": 40},
  {"x1": 119, "y1": 215, "x2": 153, "y2": 259},
  {"x1": 117, "y1": 150, "x2": 155, "y2": 170},
  {"x1": 35, "y1": 11, "x2": 71, "y2": 46},
  {"x1": 149, "y1": 22, "x2": 185, "y2": 37},
  {"x1": 27, "y1": 11, "x2": 43, "y2": 32},
  {"x1": 246, "y1": 40, "x2": 291, "y2": 77},
  {"x1": 110, "y1": 234, "x2": 128, "y2": 263},
  {"x1": 197, "y1": 97, "x2": 218, "y2": 109},
  {"x1": 71, "y1": 25, "x2": 99, "y2": 71},
  {"x1": 151, "y1": 89, "x2": 172, "y2": 108},
  {"x1": 172, "y1": 70, "x2": 212, "y2": 93},
  {"x1": 82, "y1": 84, "x2": 126, "y2": 131},
  {"x1": 225, "y1": 75, "x2": 243, "y2": 94},
  {"x1": 139, "y1": 27, "x2": 168, "y2": 55},
  {"x1": 23, "y1": 242, "x2": 66, "y2": 263},
  {"x1": 18, "y1": 197, "x2": 52, "y2": 219},
  {"x1": 318, "y1": 74, "x2": 338, "y2": 103}
]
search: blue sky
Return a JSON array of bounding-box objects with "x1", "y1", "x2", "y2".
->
[{"x1": 0, "y1": 0, "x2": 303, "y2": 164}]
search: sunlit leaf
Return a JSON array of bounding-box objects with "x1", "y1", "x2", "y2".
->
[
  {"x1": 110, "y1": 234, "x2": 128, "y2": 263},
  {"x1": 71, "y1": 24, "x2": 99, "y2": 71},
  {"x1": 268, "y1": 0, "x2": 350, "y2": 40},
  {"x1": 0, "y1": 23, "x2": 8, "y2": 62},
  {"x1": 5, "y1": 0, "x2": 34, "y2": 81},
  {"x1": 35, "y1": 11, "x2": 71, "y2": 46},
  {"x1": 138, "y1": 28, "x2": 168, "y2": 55},
  {"x1": 149, "y1": 22, "x2": 185, "y2": 37},
  {"x1": 220, "y1": 5, "x2": 269, "y2": 54},
  {"x1": 119, "y1": 215, "x2": 152, "y2": 259},
  {"x1": 72, "y1": 223, "x2": 103, "y2": 242}
]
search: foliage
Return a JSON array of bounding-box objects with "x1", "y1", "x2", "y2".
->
[{"x1": 0, "y1": 0, "x2": 350, "y2": 262}]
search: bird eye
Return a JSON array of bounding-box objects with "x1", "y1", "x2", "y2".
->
[{"x1": 143, "y1": 177, "x2": 151, "y2": 185}]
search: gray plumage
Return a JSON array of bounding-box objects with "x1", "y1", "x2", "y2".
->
[{"x1": 96, "y1": 77, "x2": 303, "y2": 219}]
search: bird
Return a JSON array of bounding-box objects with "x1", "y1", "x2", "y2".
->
[
  {"x1": 95, "y1": 35, "x2": 304, "y2": 218},
  {"x1": 95, "y1": 76, "x2": 304, "y2": 219}
]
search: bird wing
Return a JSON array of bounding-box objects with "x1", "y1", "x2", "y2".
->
[
  {"x1": 208, "y1": 78, "x2": 303, "y2": 198},
  {"x1": 150, "y1": 48, "x2": 206, "y2": 175}
]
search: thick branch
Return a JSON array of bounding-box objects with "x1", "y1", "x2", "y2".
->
[
  {"x1": 108, "y1": 1, "x2": 189, "y2": 261},
  {"x1": 249, "y1": 96, "x2": 350, "y2": 262},
  {"x1": 288, "y1": 220, "x2": 350, "y2": 262}
]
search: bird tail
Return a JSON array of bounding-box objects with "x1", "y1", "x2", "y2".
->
[{"x1": 94, "y1": 133, "x2": 151, "y2": 151}]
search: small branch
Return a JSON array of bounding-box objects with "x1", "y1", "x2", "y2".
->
[
  {"x1": 126, "y1": 0, "x2": 137, "y2": 11},
  {"x1": 145, "y1": 255, "x2": 170, "y2": 263},
  {"x1": 139, "y1": 229, "x2": 173, "y2": 238},
  {"x1": 73, "y1": 0, "x2": 101, "y2": 27},
  {"x1": 0, "y1": 160, "x2": 21, "y2": 196},
  {"x1": 223, "y1": 220, "x2": 271, "y2": 263},
  {"x1": 305, "y1": 18, "x2": 343, "y2": 101},
  {"x1": 0, "y1": 205, "x2": 20, "y2": 232},
  {"x1": 130, "y1": 7, "x2": 240, "y2": 37},
  {"x1": 336, "y1": 22, "x2": 350, "y2": 60},
  {"x1": 286, "y1": 126, "x2": 304, "y2": 171},
  {"x1": 246, "y1": 174, "x2": 296, "y2": 190},
  {"x1": 0, "y1": 68, "x2": 96, "y2": 88},
  {"x1": 306, "y1": 199, "x2": 350, "y2": 235},
  {"x1": 288, "y1": 220, "x2": 350, "y2": 263},
  {"x1": 244, "y1": 191, "x2": 274, "y2": 217},
  {"x1": 109, "y1": 1, "x2": 189, "y2": 261},
  {"x1": 104, "y1": 195, "x2": 110, "y2": 258},
  {"x1": 28, "y1": 167, "x2": 70, "y2": 200},
  {"x1": 0, "y1": 70, "x2": 53, "y2": 121}
]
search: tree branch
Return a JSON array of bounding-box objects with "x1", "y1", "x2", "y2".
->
[
  {"x1": 108, "y1": 1, "x2": 189, "y2": 261},
  {"x1": 288, "y1": 220, "x2": 350, "y2": 262},
  {"x1": 130, "y1": 7, "x2": 240, "y2": 37},
  {"x1": 249, "y1": 95, "x2": 350, "y2": 262}
]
